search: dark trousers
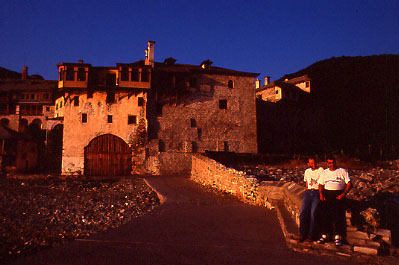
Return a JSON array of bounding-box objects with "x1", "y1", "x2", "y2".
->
[
  {"x1": 319, "y1": 189, "x2": 347, "y2": 238},
  {"x1": 299, "y1": 190, "x2": 320, "y2": 239}
]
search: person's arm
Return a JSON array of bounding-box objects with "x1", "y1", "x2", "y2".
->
[
  {"x1": 319, "y1": 184, "x2": 325, "y2": 201},
  {"x1": 336, "y1": 181, "x2": 352, "y2": 200}
]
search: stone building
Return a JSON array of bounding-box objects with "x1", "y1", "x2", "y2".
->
[
  {"x1": 0, "y1": 66, "x2": 57, "y2": 132},
  {"x1": 0, "y1": 67, "x2": 58, "y2": 172},
  {"x1": 256, "y1": 75, "x2": 311, "y2": 102},
  {"x1": 56, "y1": 41, "x2": 259, "y2": 176}
]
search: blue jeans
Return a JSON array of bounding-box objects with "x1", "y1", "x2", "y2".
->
[{"x1": 299, "y1": 190, "x2": 320, "y2": 239}]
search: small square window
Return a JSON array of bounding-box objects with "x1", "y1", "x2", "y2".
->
[
  {"x1": 108, "y1": 115, "x2": 113, "y2": 123},
  {"x1": 138, "y1": 97, "x2": 144, "y2": 106},
  {"x1": 77, "y1": 68, "x2": 86, "y2": 81},
  {"x1": 228, "y1": 80, "x2": 234, "y2": 88},
  {"x1": 46, "y1": 107, "x2": 50, "y2": 112},
  {"x1": 219, "y1": 100, "x2": 227, "y2": 110},
  {"x1": 128, "y1": 115, "x2": 137, "y2": 125},
  {"x1": 82, "y1": 113, "x2": 87, "y2": 123}
]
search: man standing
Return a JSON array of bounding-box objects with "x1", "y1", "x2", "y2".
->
[
  {"x1": 317, "y1": 156, "x2": 352, "y2": 246},
  {"x1": 298, "y1": 157, "x2": 323, "y2": 242}
]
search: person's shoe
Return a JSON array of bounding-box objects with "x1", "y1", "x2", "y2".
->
[
  {"x1": 335, "y1": 239, "x2": 343, "y2": 246},
  {"x1": 317, "y1": 235, "x2": 327, "y2": 244},
  {"x1": 334, "y1": 235, "x2": 343, "y2": 246}
]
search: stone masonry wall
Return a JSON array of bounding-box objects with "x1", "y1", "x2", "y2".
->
[
  {"x1": 154, "y1": 74, "x2": 257, "y2": 155},
  {"x1": 191, "y1": 154, "x2": 271, "y2": 207}
]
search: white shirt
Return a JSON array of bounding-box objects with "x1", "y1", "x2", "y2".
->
[
  {"x1": 304, "y1": 167, "x2": 323, "y2": 189},
  {"x1": 319, "y1": 168, "x2": 351, "y2": 190}
]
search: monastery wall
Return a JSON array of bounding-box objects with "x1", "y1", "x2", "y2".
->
[{"x1": 152, "y1": 74, "x2": 257, "y2": 155}]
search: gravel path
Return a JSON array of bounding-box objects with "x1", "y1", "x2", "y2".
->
[{"x1": 0, "y1": 176, "x2": 160, "y2": 263}]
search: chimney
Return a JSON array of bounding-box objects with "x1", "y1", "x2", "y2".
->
[
  {"x1": 22, "y1": 66, "x2": 28, "y2": 80},
  {"x1": 145, "y1": 40, "x2": 155, "y2": 67},
  {"x1": 255, "y1": 78, "x2": 260, "y2": 89},
  {"x1": 264, "y1": 76, "x2": 270, "y2": 86},
  {"x1": 78, "y1": 59, "x2": 84, "y2": 64}
]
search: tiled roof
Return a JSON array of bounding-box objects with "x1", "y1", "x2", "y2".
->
[{"x1": 0, "y1": 80, "x2": 57, "y2": 91}]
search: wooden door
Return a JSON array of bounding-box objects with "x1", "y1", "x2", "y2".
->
[{"x1": 84, "y1": 134, "x2": 131, "y2": 176}]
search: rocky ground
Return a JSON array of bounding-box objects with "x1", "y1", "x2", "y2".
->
[
  {"x1": 237, "y1": 160, "x2": 399, "y2": 246},
  {"x1": 0, "y1": 176, "x2": 160, "y2": 264}
]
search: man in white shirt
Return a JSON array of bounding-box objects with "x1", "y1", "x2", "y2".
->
[
  {"x1": 298, "y1": 157, "x2": 323, "y2": 242},
  {"x1": 317, "y1": 156, "x2": 352, "y2": 246}
]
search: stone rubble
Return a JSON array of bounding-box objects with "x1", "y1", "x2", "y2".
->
[{"x1": 0, "y1": 176, "x2": 160, "y2": 263}]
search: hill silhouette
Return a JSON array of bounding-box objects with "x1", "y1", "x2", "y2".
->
[
  {"x1": 0, "y1": 67, "x2": 21, "y2": 79},
  {"x1": 258, "y1": 55, "x2": 399, "y2": 159}
]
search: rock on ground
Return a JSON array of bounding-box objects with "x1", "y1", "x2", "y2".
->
[{"x1": 0, "y1": 176, "x2": 160, "y2": 263}]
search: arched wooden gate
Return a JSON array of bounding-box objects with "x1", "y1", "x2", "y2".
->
[{"x1": 84, "y1": 134, "x2": 132, "y2": 176}]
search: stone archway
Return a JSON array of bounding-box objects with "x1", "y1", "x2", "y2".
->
[{"x1": 84, "y1": 134, "x2": 131, "y2": 176}]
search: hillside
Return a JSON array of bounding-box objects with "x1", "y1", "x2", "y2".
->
[
  {"x1": 0, "y1": 67, "x2": 21, "y2": 79},
  {"x1": 258, "y1": 55, "x2": 399, "y2": 159}
]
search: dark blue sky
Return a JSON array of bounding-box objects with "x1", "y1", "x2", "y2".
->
[{"x1": 1, "y1": 0, "x2": 398, "y2": 82}]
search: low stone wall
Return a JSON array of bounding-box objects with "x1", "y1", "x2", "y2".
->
[
  {"x1": 145, "y1": 152, "x2": 193, "y2": 175},
  {"x1": 191, "y1": 154, "x2": 272, "y2": 208}
]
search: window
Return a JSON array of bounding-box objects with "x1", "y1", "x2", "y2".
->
[
  {"x1": 43, "y1": 93, "x2": 49, "y2": 100},
  {"x1": 190, "y1": 118, "x2": 197, "y2": 128},
  {"x1": 59, "y1": 70, "x2": 64, "y2": 81},
  {"x1": 121, "y1": 67, "x2": 129, "y2": 81},
  {"x1": 224, "y1": 141, "x2": 229, "y2": 152},
  {"x1": 60, "y1": 101, "x2": 63, "y2": 107},
  {"x1": 228, "y1": 80, "x2": 234, "y2": 88},
  {"x1": 141, "y1": 69, "x2": 149, "y2": 82},
  {"x1": 81, "y1": 113, "x2": 87, "y2": 123},
  {"x1": 21, "y1": 94, "x2": 25, "y2": 100},
  {"x1": 66, "y1": 67, "x2": 74, "y2": 81},
  {"x1": 131, "y1": 68, "x2": 139, "y2": 81},
  {"x1": 138, "y1": 97, "x2": 144, "y2": 106},
  {"x1": 73, "y1": 96, "x2": 79, "y2": 106},
  {"x1": 107, "y1": 115, "x2": 113, "y2": 123},
  {"x1": 77, "y1": 68, "x2": 86, "y2": 81},
  {"x1": 46, "y1": 107, "x2": 50, "y2": 112},
  {"x1": 306, "y1": 81, "x2": 310, "y2": 88},
  {"x1": 189, "y1": 77, "x2": 197, "y2": 88},
  {"x1": 128, "y1": 115, "x2": 137, "y2": 125},
  {"x1": 56, "y1": 103, "x2": 58, "y2": 110},
  {"x1": 192, "y1": 141, "x2": 198, "y2": 153},
  {"x1": 219, "y1": 99, "x2": 227, "y2": 109},
  {"x1": 31, "y1": 94, "x2": 35, "y2": 100},
  {"x1": 158, "y1": 140, "x2": 165, "y2": 152}
]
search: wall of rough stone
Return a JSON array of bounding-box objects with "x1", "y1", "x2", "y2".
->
[
  {"x1": 59, "y1": 91, "x2": 146, "y2": 175},
  {"x1": 191, "y1": 154, "x2": 271, "y2": 207},
  {"x1": 152, "y1": 74, "x2": 257, "y2": 155}
]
